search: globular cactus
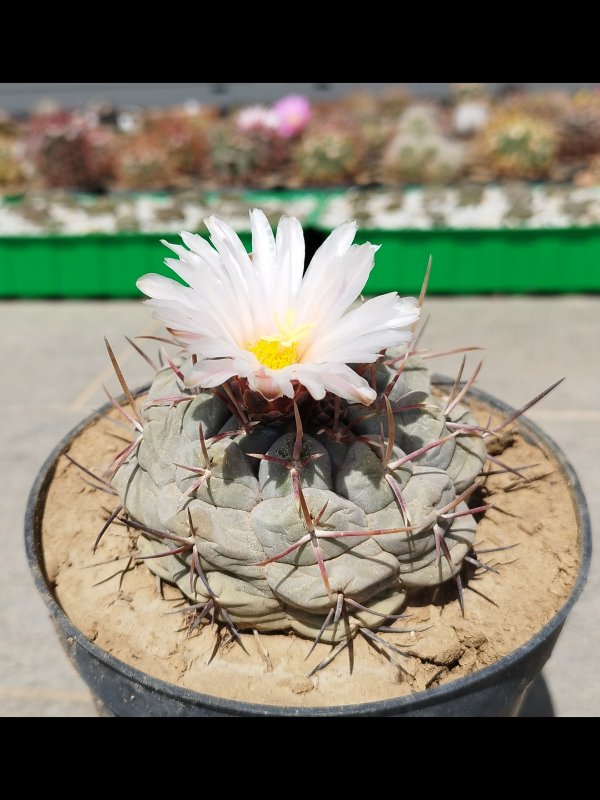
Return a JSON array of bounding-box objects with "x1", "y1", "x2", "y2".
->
[
  {"x1": 143, "y1": 107, "x2": 214, "y2": 181},
  {"x1": 380, "y1": 105, "x2": 465, "y2": 184},
  {"x1": 557, "y1": 97, "x2": 600, "y2": 161},
  {"x1": 0, "y1": 133, "x2": 25, "y2": 191},
  {"x1": 207, "y1": 117, "x2": 289, "y2": 188},
  {"x1": 335, "y1": 94, "x2": 395, "y2": 175},
  {"x1": 290, "y1": 116, "x2": 367, "y2": 186},
  {"x1": 25, "y1": 111, "x2": 117, "y2": 191},
  {"x1": 115, "y1": 129, "x2": 177, "y2": 190},
  {"x1": 94, "y1": 210, "x2": 503, "y2": 669},
  {"x1": 475, "y1": 110, "x2": 559, "y2": 180},
  {"x1": 112, "y1": 351, "x2": 487, "y2": 646}
]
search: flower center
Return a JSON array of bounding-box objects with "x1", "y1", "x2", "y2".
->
[
  {"x1": 248, "y1": 339, "x2": 299, "y2": 369},
  {"x1": 248, "y1": 310, "x2": 314, "y2": 370}
]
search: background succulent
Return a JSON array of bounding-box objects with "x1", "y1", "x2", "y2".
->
[
  {"x1": 207, "y1": 116, "x2": 290, "y2": 188},
  {"x1": 380, "y1": 105, "x2": 466, "y2": 184},
  {"x1": 115, "y1": 129, "x2": 177, "y2": 191},
  {"x1": 450, "y1": 84, "x2": 491, "y2": 138},
  {"x1": 473, "y1": 110, "x2": 559, "y2": 181},
  {"x1": 142, "y1": 107, "x2": 214, "y2": 183},
  {"x1": 558, "y1": 95, "x2": 600, "y2": 162},
  {"x1": 0, "y1": 133, "x2": 25, "y2": 191},
  {"x1": 24, "y1": 111, "x2": 117, "y2": 192},
  {"x1": 290, "y1": 114, "x2": 368, "y2": 187}
]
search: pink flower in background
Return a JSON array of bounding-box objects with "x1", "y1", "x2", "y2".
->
[
  {"x1": 272, "y1": 95, "x2": 312, "y2": 137},
  {"x1": 236, "y1": 105, "x2": 279, "y2": 132}
]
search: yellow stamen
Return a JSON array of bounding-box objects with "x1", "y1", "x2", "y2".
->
[
  {"x1": 248, "y1": 310, "x2": 314, "y2": 369},
  {"x1": 248, "y1": 339, "x2": 299, "y2": 369}
]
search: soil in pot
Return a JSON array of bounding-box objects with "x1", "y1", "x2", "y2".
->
[{"x1": 40, "y1": 394, "x2": 580, "y2": 708}]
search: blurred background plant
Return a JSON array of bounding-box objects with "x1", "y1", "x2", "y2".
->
[
  {"x1": 289, "y1": 106, "x2": 369, "y2": 187},
  {"x1": 380, "y1": 103, "x2": 466, "y2": 184},
  {"x1": 23, "y1": 109, "x2": 117, "y2": 192},
  {"x1": 2, "y1": 84, "x2": 600, "y2": 194},
  {"x1": 449, "y1": 83, "x2": 491, "y2": 138},
  {"x1": 471, "y1": 110, "x2": 559, "y2": 181},
  {"x1": 114, "y1": 105, "x2": 215, "y2": 191},
  {"x1": 558, "y1": 91, "x2": 600, "y2": 163},
  {"x1": 208, "y1": 107, "x2": 291, "y2": 189}
]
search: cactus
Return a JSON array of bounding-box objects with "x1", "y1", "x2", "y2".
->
[
  {"x1": 143, "y1": 108, "x2": 214, "y2": 180},
  {"x1": 0, "y1": 133, "x2": 25, "y2": 191},
  {"x1": 115, "y1": 129, "x2": 178, "y2": 190},
  {"x1": 110, "y1": 348, "x2": 490, "y2": 651},
  {"x1": 380, "y1": 105, "x2": 465, "y2": 184},
  {"x1": 114, "y1": 104, "x2": 215, "y2": 191},
  {"x1": 81, "y1": 208, "x2": 567, "y2": 676},
  {"x1": 475, "y1": 110, "x2": 559, "y2": 180},
  {"x1": 208, "y1": 117, "x2": 289, "y2": 188},
  {"x1": 25, "y1": 111, "x2": 117, "y2": 191},
  {"x1": 290, "y1": 116, "x2": 367, "y2": 186},
  {"x1": 558, "y1": 97, "x2": 600, "y2": 161}
]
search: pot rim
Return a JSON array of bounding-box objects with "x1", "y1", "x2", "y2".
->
[{"x1": 25, "y1": 380, "x2": 592, "y2": 716}]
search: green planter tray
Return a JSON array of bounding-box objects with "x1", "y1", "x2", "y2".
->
[
  {"x1": 357, "y1": 227, "x2": 600, "y2": 295},
  {"x1": 2, "y1": 187, "x2": 600, "y2": 297}
]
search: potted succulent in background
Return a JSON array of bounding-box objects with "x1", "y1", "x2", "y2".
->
[
  {"x1": 26, "y1": 209, "x2": 591, "y2": 716},
  {"x1": 6, "y1": 86, "x2": 600, "y2": 299}
]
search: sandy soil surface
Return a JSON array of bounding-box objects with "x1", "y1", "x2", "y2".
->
[{"x1": 41, "y1": 397, "x2": 579, "y2": 708}]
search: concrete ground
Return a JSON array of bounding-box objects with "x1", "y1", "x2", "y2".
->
[{"x1": 0, "y1": 295, "x2": 597, "y2": 716}]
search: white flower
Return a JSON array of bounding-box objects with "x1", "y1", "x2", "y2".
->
[
  {"x1": 236, "y1": 105, "x2": 280, "y2": 132},
  {"x1": 137, "y1": 210, "x2": 420, "y2": 405},
  {"x1": 453, "y1": 101, "x2": 490, "y2": 136}
]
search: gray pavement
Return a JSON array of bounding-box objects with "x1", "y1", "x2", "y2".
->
[{"x1": 0, "y1": 296, "x2": 598, "y2": 716}]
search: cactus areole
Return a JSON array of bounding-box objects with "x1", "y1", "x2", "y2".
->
[{"x1": 100, "y1": 208, "x2": 504, "y2": 662}]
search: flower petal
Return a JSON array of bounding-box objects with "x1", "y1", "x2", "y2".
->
[
  {"x1": 275, "y1": 215, "x2": 305, "y2": 307},
  {"x1": 250, "y1": 208, "x2": 277, "y2": 303},
  {"x1": 178, "y1": 231, "x2": 223, "y2": 274},
  {"x1": 295, "y1": 363, "x2": 376, "y2": 405},
  {"x1": 185, "y1": 359, "x2": 238, "y2": 388},
  {"x1": 247, "y1": 369, "x2": 295, "y2": 400},
  {"x1": 137, "y1": 273, "x2": 197, "y2": 309},
  {"x1": 297, "y1": 220, "x2": 357, "y2": 308},
  {"x1": 304, "y1": 293, "x2": 419, "y2": 363},
  {"x1": 296, "y1": 239, "x2": 378, "y2": 332},
  {"x1": 138, "y1": 213, "x2": 419, "y2": 407},
  {"x1": 186, "y1": 337, "x2": 245, "y2": 359}
]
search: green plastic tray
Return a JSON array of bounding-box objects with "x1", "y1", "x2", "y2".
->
[
  {"x1": 0, "y1": 231, "x2": 251, "y2": 298},
  {"x1": 1, "y1": 220, "x2": 600, "y2": 297},
  {"x1": 357, "y1": 227, "x2": 600, "y2": 295}
]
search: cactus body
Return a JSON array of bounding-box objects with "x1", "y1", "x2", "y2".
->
[
  {"x1": 113, "y1": 353, "x2": 486, "y2": 644},
  {"x1": 381, "y1": 105, "x2": 465, "y2": 184},
  {"x1": 477, "y1": 111, "x2": 559, "y2": 180}
]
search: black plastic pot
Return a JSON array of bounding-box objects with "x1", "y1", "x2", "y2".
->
[{"x1": 25, "y1": 384, "x2": 592, "y2": 717}]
